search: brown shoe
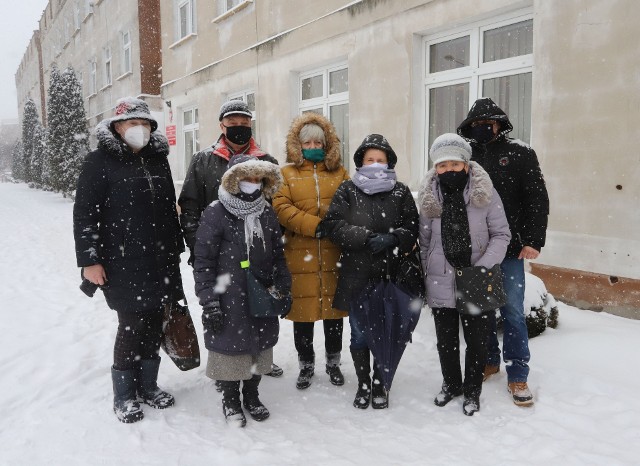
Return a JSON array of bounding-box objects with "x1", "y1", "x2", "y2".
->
[
  {"x1": 508, "y1": 382, "x2": 534, "y2": 406},
  {"x1": 483, "y1": 364, "x2": 500, "y2": 381}
]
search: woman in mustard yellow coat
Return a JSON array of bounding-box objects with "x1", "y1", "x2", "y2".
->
[{"x1": 273, "y1": 113, "x2": 349, "y2": 390}]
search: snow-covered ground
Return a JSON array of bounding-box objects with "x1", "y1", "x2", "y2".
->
[{"x1": 1, "y1": 182, "x2": 638, "y2": 466}]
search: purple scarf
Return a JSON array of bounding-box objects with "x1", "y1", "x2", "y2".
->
[{"x1": 352, "y1": 165, "x2": 397, "y2": 195}]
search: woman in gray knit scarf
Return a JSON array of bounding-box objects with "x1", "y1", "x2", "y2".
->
[{"x1": 193, "y1": 154, "x2": 291, "y2": 427}]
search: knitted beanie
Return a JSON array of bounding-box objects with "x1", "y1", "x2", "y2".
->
[{"x1": 429, "y1": 133, "x2": 472, "y2": 166}]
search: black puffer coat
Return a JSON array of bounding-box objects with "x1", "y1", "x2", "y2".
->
[
  {"x1": 178, "y1": 135, "x2": 278, "y2": 252},
  {"x1": 323, "y1": 180, "x2": 419, "y2": 312},
  {"x1": 457, "y1": 98, "x2": 549, "y2": 258},
  {"x1": 73, "y1": 121, "x2": 184, "y2": 313}
]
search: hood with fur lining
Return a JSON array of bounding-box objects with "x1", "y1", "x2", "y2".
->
[
  {"x1": 285, "y1": 113, "x2": 342, "y2": 171},
  {"x1": 95, "y1": 119, "x2": 169, "y2": 159},
  {"x1": 418, "y1": 161, "x2": 494, "y2": 218},
  {"x1": 220, "y1": 157, "x2": 283, "y2": 199}
]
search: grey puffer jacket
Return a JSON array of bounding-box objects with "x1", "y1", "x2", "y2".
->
[{"x1": 418, "y1": 161, "x2": 511, "y2": 309}]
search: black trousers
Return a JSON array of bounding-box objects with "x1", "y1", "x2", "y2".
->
[
  {"x1": 113, "y1": 310, "x2": 163, "y2": 371},
  {"x1": 432, "y1": 308, "x2": 489, "y2": 398},
  {"x1": 293, "y1": 319, "x2": 343, "y2": 362}
]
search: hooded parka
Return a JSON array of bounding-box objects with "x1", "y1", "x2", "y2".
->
[
  {"x1": 272, "y1": 113, "x2": 350, "y2": 322},
  {"x1": 73, "y1": 120, "x2": 185, "y2": 313},
  {"x1": 418, "y1": 161, "x2": 511, "y2": 309},
  {"x1": 457, "y1": 98, "x2": 549, "y2": 258}
]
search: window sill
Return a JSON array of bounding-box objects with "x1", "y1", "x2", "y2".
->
[
  {"x1": 83, "y1": 12, "x2": 93, "y2": 23},
  {"x1": 212, "y1": 0, "x2": 253, "y2": 23},
  {"x1": 87, "y1": 92, "x2": 97, "y2": 100},
  {"x1": 99, "y1": 83, "x2": 112, "y2": 92},
  {"x1": 169, "y1": 33, "x2": 197, "y2": 50},
  {"x1": 116, "y1": 71, "x2": 132, "y2": 81}
]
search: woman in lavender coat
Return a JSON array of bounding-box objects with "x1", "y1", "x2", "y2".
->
[{"x1": 418, "y1": 133, "x2": 511, "y2": 416}]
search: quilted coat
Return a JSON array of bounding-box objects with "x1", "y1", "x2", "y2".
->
[{"x1": 272, "y1": 113, "x2": 349, "y2": 322}]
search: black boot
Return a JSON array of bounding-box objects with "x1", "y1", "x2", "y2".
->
[
  {"x1": 371, "y1": 366, "x2": 389, "y2": 409},
  {"x1": 137, "y1": 359, "x2": 175, "y2": 409},
  {"x1": 265, "y1": 363, "x2": 284, "y2": 377},
  {"x1": 242, "y1": 375, "x2": 270, "y2": 421},
  {"x1": 350, "y1": 348, "x2": 371, "y2": 409},
  {"x1": 463, "y1": 395, "x2": 480, "y2": 416},
  {"x1": 325, "y1": 352, "x2": 344, "y2": 386},
  {"x1": 296, "y1": 356, "x2": 315, "y2": 390},
  {"x1": 434, "y1": 383, "x2": 463, "y2": 407},
  {"x1": 219, "y1": 380, "x2": 246, "y2": 427},
  {"x1": 111, "y1": 366, "x2": 144, "y2": 423}
]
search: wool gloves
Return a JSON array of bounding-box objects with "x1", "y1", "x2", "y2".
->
[
  {"x1": 202, "y1": 301, "x2": 224, "y2": 334},
  {"x1": 366, "y1": 233, "x2": 398, "y2": 254}
]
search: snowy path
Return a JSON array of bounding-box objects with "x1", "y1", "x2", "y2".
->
[{"x1": 0, "y1": 182, "x2": 639, "y2": 466}]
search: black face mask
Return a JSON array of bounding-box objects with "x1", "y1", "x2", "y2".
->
[
  {"x1": 223, "y1": 125, "x2": 252, "y2": 146},
  {"x1": 438, "y1": 169, "x2": 469, "y2": 190},
  {"x1": 469, "y1": 124, "x2": 496, "y2": 144}
]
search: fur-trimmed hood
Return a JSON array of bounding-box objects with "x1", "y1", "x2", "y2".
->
[
  {"x1": 418, "y1": 161, "x2": 494, "y2": 218},
  {"x1": 220, "y1": 157, "x2": 283, "y2": 199},
  {"x1": 95, "y1": 119, "x2": 169, "y2": 159},
  {"x1": 285, "y1": 113, "x2": 342, "y2": 171}
]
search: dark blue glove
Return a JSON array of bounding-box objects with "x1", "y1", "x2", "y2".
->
[
  {"x1": 366, "y1": 233, "x2": 398, "y2": 254},
  {"x1": 202, "y1": 301, "x2": 224, "y2": 335},
  {"x1": 315, "y1": 219, "x2": 332, "y2": 239}
]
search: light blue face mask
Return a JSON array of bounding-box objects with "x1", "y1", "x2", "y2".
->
[{"x1": 302, "y1": 148, "x2": 326, "y2": 162}]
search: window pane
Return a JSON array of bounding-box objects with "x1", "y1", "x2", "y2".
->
[
  {"x1": 428, "y1": 83, "x2": 469, "y2": 149},
  {"x1": 429, "y1": 36, "x2": 470, "y2": 73},
  {"x1": 330, "y1": 103, "x2": 349, "y2": 170},
  {"x1": 329, "y1": 68, "x2": 348, "y2": 94},
  {"x1": 483, "y1": 20, "x2": 533, "y2": 63},
  {"x1": 185, "y1": 131, "x2": 194, "y2": 171},
  {"x1": 179, "y1": 5, "x2": 188, "y2": 37},
  {"x1": 302, "y1": 75, "x2": 323, "y2": 100},
  {"x1": 194, "y1": 108, "x2": 199, "y2": 123},
  {"x1": 195, "y1": 129, "x2": 200, "y2": 151},
  {"x1": 183, "y1": 109, "x2": 192, "y2": 126},
  {"x1": 246, "y1": 93, "x2": 255, "y2": 111},
  {"x1": 482, "y1": 72, "x2": 532, "y2": 143}
]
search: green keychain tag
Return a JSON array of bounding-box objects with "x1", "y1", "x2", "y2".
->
[{"x1": 240, "y1": 260, "x2": 250, "y2": 269}]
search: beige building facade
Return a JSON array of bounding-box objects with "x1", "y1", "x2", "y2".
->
[{"x1": 158, "y1": 0, "x2": 639, "y2": 317}]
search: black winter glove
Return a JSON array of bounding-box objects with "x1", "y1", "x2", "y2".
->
[
  {"x1": 366, "y1": 233, "x2": 398, "y2": 255},
  {"x1": 187, "y1": 248, "x2": 195, "y2": 267},
  {"x1": 315, "y1": 220, "x2": 331, "y2": 239},
  {"x1": 202, "y1": 301, "x2": 224, "y2": 335}
]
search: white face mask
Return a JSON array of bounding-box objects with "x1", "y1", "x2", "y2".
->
[
  {"x1": 239, "y1": 180, "x2": 262, "y2": 194},
  {"x1": 123, "y1": 125, "x2": 151, "y2": 151},
  {"x1": 365, "y1": 162, "x2": 388, "y2": 169}
]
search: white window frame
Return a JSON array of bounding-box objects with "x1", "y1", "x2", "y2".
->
[
  {"x1": 298, "y1": 62, "x2": 349, "y2": 169},
  {"x1": 181, "y1": 106, "x2": 200, "y2": 178},
  {"x1": 227, "y1": 90, "x2": 257, "y2": 140},
  {"x1": 422, "y1": 9, "x2": 533, "y2": 172},
  {"x1": 103, "y1": 47, "x2": 112, "y2": 88},
  {"x1": 175, "y1": 0, "x2": 196, "y2": 41},
  {"x1": 214, "y1": 0, "x2": 253, "y2": 21},
  {"x1": 122, "y1": 31, "x2": 132, "y2": 75},
  {"x1": 88, "y1": 59, "x2": 97, "y2": 96}
]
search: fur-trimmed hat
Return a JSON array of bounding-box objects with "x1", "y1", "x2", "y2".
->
[
  {"x1": 219, "y1": 100, "x2": 253, "y2": 121},
  {"x1": 109, "y1": 97, "x2": 158, "y2": 132},
  {"x1": 429, "y1": 133, "x2": 472, "y2": 166},
  {"x1": 353, "y1": 133, "x2": 398, "y2": 169},
  {"x1": 221, "y1": 154, "x2": 283, "y2": 198}
]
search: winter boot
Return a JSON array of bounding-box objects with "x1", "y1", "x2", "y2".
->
[
  {"x1": 265, "y1": 363, "x2": 284, "y2": 377},
  {"x1": 325, "y1": 352, "x2": 344, "y2": 386},
  {"x1": 219, "y1": 380, "x2": 246, "y2": 427},
  {"x1": 483, "y1": 364, "x2": 500, "y2": 381},
  {"x1": 296, "y1": 356, "x2": 315, "y2": 390},
  {"x1": 371, "y1": 366, "x2": 389, "y2": 409},
  {"x1": 111, "y1": 366, "x2": 144, "y2": 423},
  {"x1": 137, "y1": 359, "x2": 175, "y2": 409},
  {"x1": 350, "y1": 348, "x2": 372, "y2": 409},
  {"x1": 214, "y1": 380, "x2": 223, "y2": 392},
  {"x1": 508, "y1": 382, "x2": 534, "y2": 406},
  {"x1": 434, "y1": 384, "x2": 463, "y2": 407},
  {"x1": 241, "y1": 375, "x2": 270, "y2": 422},
  {"x1": 463, "y1": 396, "x2": 480, "y2": 416}
]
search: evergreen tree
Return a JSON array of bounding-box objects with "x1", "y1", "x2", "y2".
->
[
  {"x1": 20, "y1": 99, "x2": 40, "y2": 183},
  {"x1": 30, "y1": 124, "x2": 46, "y2": 187},
  {"x1": 39, "y1": 128, "x2": 52, "y2": 190},
  {"x1": 11, "y1": 140, "x2": 23, "y2": 181}
]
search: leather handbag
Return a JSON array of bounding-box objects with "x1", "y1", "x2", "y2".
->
[
  {"x1": 455, "y1": 264, "x2": 506, "y2": 315},
  {"x1": 161, "y1": 300, "x2": 201, "y2": 371},
  {"x1": 246, "y1": 269, "x2": 292, "y2": 318}
]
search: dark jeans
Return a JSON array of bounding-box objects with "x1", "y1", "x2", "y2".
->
[
  {"x1": 293, "y1": 319, "x2": 343, "y2": 362},
  {"x1": 433, "y1": 308, "x2": 489, "y2": 398},
  {"x1": 113, "y1": 310, "x2": 163, "y2": 370}
]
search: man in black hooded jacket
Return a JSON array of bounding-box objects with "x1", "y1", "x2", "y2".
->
[{"x1": 457, "y1": 97, "x2": 549, "y2": 406}]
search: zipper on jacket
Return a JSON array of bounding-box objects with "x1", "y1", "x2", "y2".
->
[{"x1": 313, "y1": 163, "x2": 323, "y2": 311}]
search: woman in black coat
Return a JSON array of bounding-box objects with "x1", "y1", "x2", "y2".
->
[
  {"x1": 193, "y1": 154, "x2": 291, "y2": 427},
  {"x1": 323, "y1": 134, "x2": 419, "y2": 410},
  {"x1": 73, "y1": 98, "x2": 184, "y2": 423}
]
